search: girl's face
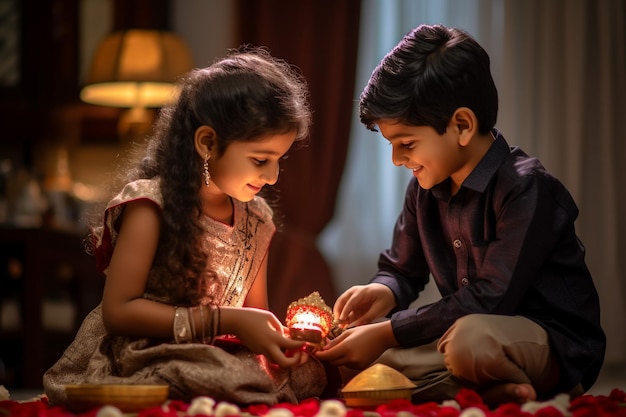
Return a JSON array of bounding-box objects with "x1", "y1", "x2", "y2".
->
[
  {"x1": 207, "y1": 130, "x2": 297, "y2": 202},
  {"x1": 377, "y1": 120, "x2": 470, "y2": 193}
]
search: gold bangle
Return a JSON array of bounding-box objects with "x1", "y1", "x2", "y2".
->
[
  {"x1": 188, "y1": 306, "x2": 197, "y2": 341},
  {"x1": 206, "y1": 305, "x2": 215, "y2": 344},
  {"x1": 199, "y1": 304, "x2": 206, "y2": 342},
  {"x1": 173, "y1": 306, "x2": 192, "y2": 344},
  {"x1": 214, "y1": 306, "x2": 221, "y2": 338}
]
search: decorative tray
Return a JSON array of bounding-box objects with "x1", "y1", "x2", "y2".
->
[{"x1": 64, "y1": 384, "x2": 169, "y2": 412}]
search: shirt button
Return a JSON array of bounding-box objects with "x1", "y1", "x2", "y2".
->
[
  {"x1": 461, "y1": 277, "x2": 470, "y2": 286},
  {"x1": 453, "y1": 239, "x2": 462, "y2": 248}
]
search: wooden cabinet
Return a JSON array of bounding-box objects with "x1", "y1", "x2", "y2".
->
[{"x1": 0, "y1": 227, "x2": 103, "y2": 389}]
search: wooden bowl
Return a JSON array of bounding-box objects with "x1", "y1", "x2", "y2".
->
[
  {"x1": 64, "y1": 384, "x2": 169, "y2": 412},
  {"x1": 341, "y1": 364, "x2": 416, "y2": 407}
]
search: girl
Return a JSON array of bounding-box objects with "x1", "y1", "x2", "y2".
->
[{"x1": 44, "y1": 47, "x2": 330, "y2": 406}]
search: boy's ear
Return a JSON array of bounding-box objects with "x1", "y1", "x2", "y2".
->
[
  {"x1": 451, "y1": 107, "x2": 477, "y2": 147},
  {"x1": 194, "y1": 125, "x2": 218, "y2": 157}
]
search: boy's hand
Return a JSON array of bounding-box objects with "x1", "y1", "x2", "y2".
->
[
  {"x1": 334, "y1": 283, "x2": 396, "y2": 327},
  {"x1": 315, "y1": 320, "x2": 397, "y2": 369}
]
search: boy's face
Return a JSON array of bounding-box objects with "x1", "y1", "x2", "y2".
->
[{"x1": 377, "y1": 120, "x2": 469, "y2": 192}]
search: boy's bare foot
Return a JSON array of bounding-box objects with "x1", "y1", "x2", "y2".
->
[{"x1": 479, "y1": 383, "x2": 537, "y2": 408}]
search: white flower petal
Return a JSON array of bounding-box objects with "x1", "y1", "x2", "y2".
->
[
  {"x1": 96, "y1": 405, "x2": 124, "y2": 417},
  {"x1": 188, "y1": 396, "x2": 217, "y2": 416},
  {"x1": 521, "y1": 400, "x2": 542, "y2": 413},
  {"x1": 552, "y1": 393, "x2": 571, "y2": 411},
  {"x1": 459, "y1": 406, "x2": 487, "y2": 417},
  {"x1": 315, "y1": 399, "x2": 347, "y2": 417},
  {"x1": 441, "y1": 399, "x2": 461, "y2": 410},
  {"x1": 521, "y1": 394, "x2": 571, "y2": 415},
  {"x1": 215, "y1": 401, "x2": 241, "y2": 417},
  {"x1": 266, "y1": 407, "x2": 295, "y2": 417}
]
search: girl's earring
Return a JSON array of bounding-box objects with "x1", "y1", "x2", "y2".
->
[{"x1": 203, "y1": 154, "x2": 211, "y2": 187}]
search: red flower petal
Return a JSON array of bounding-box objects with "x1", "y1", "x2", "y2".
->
[
  {"x1": 345, "y1": 409, "x2": 366, "y2": 417},
  {"x1": 271, "y1": 398, "x2": 320, "y2": 417},
  {"x1": 609, "y1": 389, "x2": 626, "y2": 403},
  {"x1": 493, "y1": 402, "x2": 529, "y2": 417},
  {"x1": 376, "y1": 398, "x2": 414, "y2": 416},
  {"x1": 455, "y1": 388, "x2": 484, "y2": 409},
  {"x1": 245, "y1": 403, "x2": 271, "y2": 416},
  {"x1": 534, "y1": 406, "x2": 565, "y2": 417},
  {"x1": 437, "y1": 405, "x2": 463, "y2": 417}
]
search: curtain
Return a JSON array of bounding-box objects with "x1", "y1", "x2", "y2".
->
[
  {"x1": 320, "y1": 0, "x2": 626, "y2": 367},
  {"x1": 235, "y1": 0, "x2": 361, "y2": 317},
  {"x1": 497, "y1": 0, "x2": 626, "y2": 367},
  {"x1": 319, "y1": 0, "x2": 501, "y2": 305}
]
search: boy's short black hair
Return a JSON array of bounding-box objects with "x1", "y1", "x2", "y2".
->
[{"x1": 359, "y1": 24, "x2": 498, "y2": 135}]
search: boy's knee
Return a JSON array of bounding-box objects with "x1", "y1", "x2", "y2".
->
[
  {"x1": 437, "y1": 314, "x2": 500, "y2": 382},
  {"x1": 439, "y1": 314, "x2": 494, "y2": 350}
]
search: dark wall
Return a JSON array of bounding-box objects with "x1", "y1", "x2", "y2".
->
[{"x1": 0, "y1": 0, "x2": 171, "y2": 170}]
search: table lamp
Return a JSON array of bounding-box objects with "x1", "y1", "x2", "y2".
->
[{"x1": 80, "y1": 29, "x2": 193, "y2": 138}]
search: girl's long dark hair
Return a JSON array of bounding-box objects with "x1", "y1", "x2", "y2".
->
[{"x1": 91, "y1": 46, "x2": 311, "y2": 306}]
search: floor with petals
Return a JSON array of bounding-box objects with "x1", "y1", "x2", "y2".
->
[{"x1": 4, "y1": 364, "x2": 625, "y2": 415}]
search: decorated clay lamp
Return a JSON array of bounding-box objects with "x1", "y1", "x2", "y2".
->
[
  {"x1": 285, "y1": 291, "x2": 333, "y2": 346},
  {"x1": 341, "y1": 363, "x2": 417, "y2": 407}
]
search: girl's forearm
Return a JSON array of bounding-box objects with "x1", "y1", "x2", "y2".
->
[{"x1": 102, "y1": 297, "x2": 176, "y2": 338}]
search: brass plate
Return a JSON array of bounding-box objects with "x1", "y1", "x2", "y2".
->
[{"x1": 64, "y1": 384, "x2": 169, "y2": 413}]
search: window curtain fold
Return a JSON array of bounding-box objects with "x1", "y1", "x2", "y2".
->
[
  {"x1": 497, "y1": 0, "x2": 626, "y2": 366},
  {"x1": 235, "y1": 0, "x2": 361, "y2": 316}
]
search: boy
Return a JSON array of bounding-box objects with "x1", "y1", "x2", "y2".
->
[{"x1": 315, "y1": 24, "x2": 605, "y2": 406}]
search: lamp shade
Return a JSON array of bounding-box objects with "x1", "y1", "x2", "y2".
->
[{"x1": 81, "y1": 29, "x2": 194, "y2": 108}]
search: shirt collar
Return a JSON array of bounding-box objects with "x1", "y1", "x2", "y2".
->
[
  {"x1": 463, "y1": 128, "x2": 510, "y2": 193},
  {"x1": 432, "y1": 128, "x2": 510, "y2": 199}
]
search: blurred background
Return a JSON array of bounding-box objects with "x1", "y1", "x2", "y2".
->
[{"x1": 0, "y1": 0, "x2": 624, "y2": 394}]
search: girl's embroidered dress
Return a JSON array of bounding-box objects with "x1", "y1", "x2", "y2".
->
[{"x1": 43, "y1": 178, "x2": 326, "y2": 406}]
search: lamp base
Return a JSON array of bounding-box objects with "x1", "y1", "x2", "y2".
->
[{"x1": 118, "y1": 107, "x2": 155, "y2": 140}]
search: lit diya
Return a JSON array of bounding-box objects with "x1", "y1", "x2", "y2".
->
[{"x1": 285, "y1": 291, "x2": 334, "y2": 346}]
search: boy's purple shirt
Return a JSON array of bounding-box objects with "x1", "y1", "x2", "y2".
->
[{"x1": 372, "y1": 129, "x2": 605, "y2": 393}]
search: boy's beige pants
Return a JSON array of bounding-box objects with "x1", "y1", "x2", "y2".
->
[{"x1": 374, "y1": 314, "x2": 569, "y2": 402}]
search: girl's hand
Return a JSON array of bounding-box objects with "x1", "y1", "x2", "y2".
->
[
  {"x1": 315, "y1": 321, "x2": 397, "y2": 369},
  {"x1": 221, "y1": 307, "x2": 308, "y2": 368},
  {"x1": 333, "y1": 283, "x2": 396, "y2": 327}
]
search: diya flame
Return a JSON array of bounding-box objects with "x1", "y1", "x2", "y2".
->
[{"x1": 285, "y1": 292, "x2": 334, "y2": 344}]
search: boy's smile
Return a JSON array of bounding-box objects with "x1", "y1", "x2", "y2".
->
[
  {"x1": 377, "y1": 114, "x2": 492, "y2": 195},
  {"x1": 378, "y1": 120, "x2": 466, "y2": 191},
  {"x1": 411, "y1": 166, "x2": 423, "y2": 176}
]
